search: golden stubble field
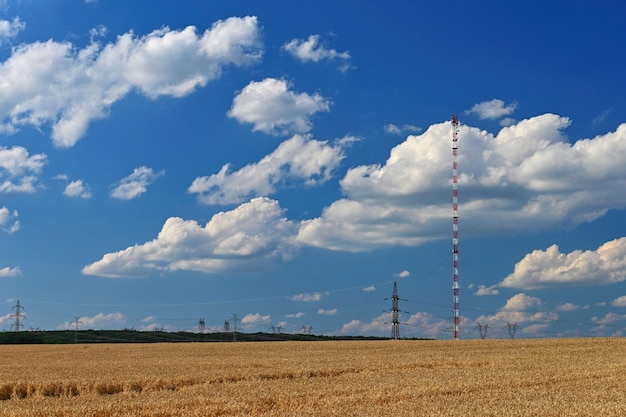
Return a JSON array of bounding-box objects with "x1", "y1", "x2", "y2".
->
[{"x1": 0, "y1": 338, "x2": 625, "y2": 416}]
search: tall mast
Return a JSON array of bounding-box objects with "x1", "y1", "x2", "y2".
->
[{"x1": 451, "y1": 115, "x2": 460, "y2": 340}]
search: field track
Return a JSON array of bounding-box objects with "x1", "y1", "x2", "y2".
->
[{"x1": 1, "y1": 338, "x2": 625, "y2": 416}]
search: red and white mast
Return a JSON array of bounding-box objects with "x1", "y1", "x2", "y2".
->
[{"x1": 451, "y1": 115, "x2": 460, "y2": 340}]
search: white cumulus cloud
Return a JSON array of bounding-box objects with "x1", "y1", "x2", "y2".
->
[
  {"x1": 500, "y1": 237, "x2": 626, "y2": 289},
  {"x1": 89, "y1": 24, "x2": 107, "y2": 40},
  {"x1": 296, "y1": 115, "x2": 626, "y2": 252},
  {"x1": 291, "y1": 292, "x2": 328, "y2": 302},
  {"x1": 338, "y1": 311, "x2": 447, "y2": 339},
  {"x1": 611, "y1": 296, "x2": 626, "y2": 307},
  {"x1": 466, "y1": 99, "x2": 518, "y2": 120},
  {"x1": 241, "y1": 313, "x2": 271, "y2": 324},
  {"x1": 591, "y1": 312, "x2": 626, "y2": 326},
  {"x1": 227, "y1": 78, "x2": 330, "y2": 136},
  {"x1": 64, "y1": 179, "x2": 92, "y2": 199},
  {"x1": 189, "y1": 134, "x2": 348, "y2": 205},
  {"x1": 0, "y1": 266, "x2": 20, "y2": 277},
  {"x1": 384, "y1": 123, "x2": 422, "y2": 135},
  {"x1": 0, "y1": 146, "x2": 47, "y2": 193},
  {"x1": 317, "y1": 308, "x2": 337, "y2": 316},
  {"x1": 0, "y1": 17, "x2": 24, "y2": 44},
  {"x1": 502, "y1": 293, "x2": 542, "y2": 311},
  {"x1": 82, "y1": 197, "x2": 299, "y2": 277},
  {"x1": 84, "y1": 115, "x2": 626, "y2": 280},
  {"x1": 110, "y1": 166, "x2": 164, "y2": 200},
  {"x1": 557, "y1": 303, "x2": 581, "y2": 312},
  {"x1": 282, "y1": 34, "x2": 351, "y2": 71},
  {"x1": 0, "y1": 313, "x2": 13, "y2": 326},
  {"x1": 499, "y1": 117, "x2": 517, "y2": 127},
  {"x1": 0, "y1": 16, "x2": 262, "y2": 147},
  {"x1": 475, "y1": 293, "x2": 557, "y2": 336},
  {"x1": 474, "y1": 285, "x2": 499, "y2": 296},
  {"x1": 59, "y1": 312, "x2": 125, "y2": 330},
  {"x1": 0, "y1": 146, "x2": 47, "y2": 176},
  {"x1": 0, "y1": 206, "x2": 19, "y2": 233}
]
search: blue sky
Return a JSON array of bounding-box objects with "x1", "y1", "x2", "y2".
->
[{"x1": 0, "y1": 0, "x2": 625, "y2": 339}]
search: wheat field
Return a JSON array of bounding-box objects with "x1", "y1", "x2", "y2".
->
[{"x1": 0, "y1": 338, "x2": 625, "y2": 416}]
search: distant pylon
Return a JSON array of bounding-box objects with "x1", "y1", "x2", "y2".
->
[
  {"x1": 269, "y1": 325, "x2": 283, "y2": 334},
  {"x1": 232, "y1": 314, "x2": 238, "y2": 342},
  {"x1": 10, "y1": 300, "x2": 25, "y2": 332},
  {"x1": 74, "y1": 317, "x2": 82, "y2": 343},
  {"x1": 475, "y1": 323, "x2": 490, "y2": 339},
  {"x1": 505, "y1": 322, "x2": 520, "y2": 339},
  {"x1": 198, "y1": 318, "x2": 206, "y2": 334},
  {"x1": 300, "y1": 325, "x2": 314, "y2": 334}
]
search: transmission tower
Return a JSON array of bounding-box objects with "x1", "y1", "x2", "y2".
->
[
  {"x1": 10, "y1": 300, "x2": 25, "y2": 332},
  {"x1": 300, "y1": 325, "x2": 314, "y2": 334},
  {"x1": 269, "y1": 325, "x2": 283, "y2": 334},
  {"x1": 475, "y1": 323, "x2": 490, "y2": 339},
  {"x1": 198, "y1": 318, "x2": 206, "y2": 334},
  {"x1": 73, "y1": 317, "x2": 82, "y2": 343},
  {"x1": 231, "y1": 314, "x2": 238, "y2": 342},
  {"x1": 451, "y1": 115, "x2": 461, "y2": 340},
  {"x1": 384, "y1": 281, "x2": 405, "y2": 340},
  {"x1": 224, "y1": 320, "x2": 230, "y2": 332},
  {"x1": 505, "y1": 322, "x2": 520, "y2": 339}
]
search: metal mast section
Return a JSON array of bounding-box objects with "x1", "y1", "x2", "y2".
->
[{"x1": 451, "y1": 115, "x2": 461, "y2": 340}]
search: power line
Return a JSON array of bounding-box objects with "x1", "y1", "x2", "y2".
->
[{"x1": 21, "y1": 282, "x2": 396, "y2": 309}]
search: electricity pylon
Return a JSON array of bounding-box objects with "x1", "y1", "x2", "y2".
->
[
  {"x1": 384, "y1": 281, "x2": 409, "y2": 340},
  {"x1": 198, "y1": 318, "x2": 206, "y2": 334},
  {"x1": 475, "y1": 323, "x2": 490, "y2": 339},
  {"x1": 505, "y1": 322, "x2": 520, "y2": 339},
  {"x1": 10, "y1": 300, "x2": 25, "y2": 332}
]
